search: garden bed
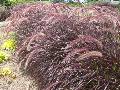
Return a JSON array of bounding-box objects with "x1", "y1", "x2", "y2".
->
[{"x1": 0, "y1": 1, "x2": 120, "y2": 90}]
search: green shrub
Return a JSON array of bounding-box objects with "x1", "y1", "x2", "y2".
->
[{"x1": 0, "y1": 0, "x2": 35, "y2": 7}]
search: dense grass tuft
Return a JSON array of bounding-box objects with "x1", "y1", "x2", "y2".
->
[{"x1": 5, "y1": 2, "x2": 120, "y2": 90}]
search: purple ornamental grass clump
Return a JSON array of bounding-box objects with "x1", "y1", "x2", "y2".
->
[
  {"x1": 5, "y1": 2, "x2": 120, "y2": 90},
  {"x1": 5, "y1": 3, "x2": 72, "y2": 45}
]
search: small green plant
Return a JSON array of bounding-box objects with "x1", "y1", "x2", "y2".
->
[
  {"x1": 0, "y1": 31, "x2": 16, "y2": 63},
  {"x1": 0, "y1": 67, "x2": 17, "y2": 79},
  {"x1": 1, "y1": 39, "x2": 16, "y2": 51},
  {"x1": 0, "y1": 51, "x2": 10, "y2": 63},
  {"x1": 0, "y1": 32, "x2": 16, "y2": 51},
  {"x1": 0, "y1": 67, "x2": 12, "y2": 76}
]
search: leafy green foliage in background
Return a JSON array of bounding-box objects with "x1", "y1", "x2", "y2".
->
[{"x1": 0, "y1": 0, "x2": 35, "y2": 7}]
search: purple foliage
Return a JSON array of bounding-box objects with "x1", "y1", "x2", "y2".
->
[{"x1": 5, "y1": 2, "x2": 120, "y2": 90}]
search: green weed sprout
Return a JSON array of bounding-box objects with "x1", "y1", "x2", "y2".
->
[
  {"x1": 0, "y1": 67, "x2": 12, "y2": 76},
  {"x1": 0, "y1": 67, "x2": 16, "y2": 79},
  {"x1": 0, "y1": 31, "x2": 16, "y2": 63},
  {"x1": 1, "y1": 39, "x2": 16, "y2": 51},
  {"x1": 0, "y1": 51, "x2": 10, "y2": 63}
]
